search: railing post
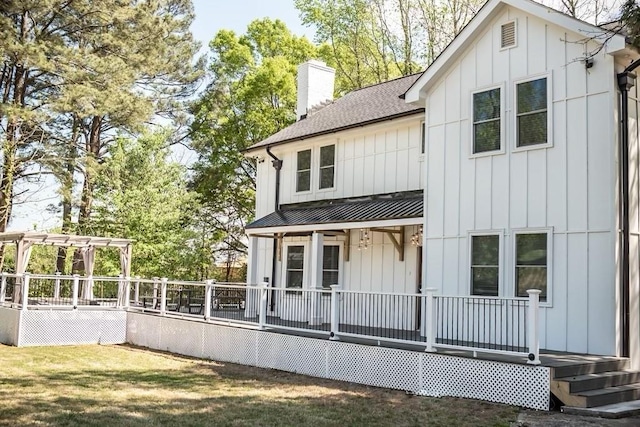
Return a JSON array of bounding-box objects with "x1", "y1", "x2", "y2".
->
[
  {"x1": 53, "y1": 272, "x2": 61, "y2": 300},
  {"x1": 124, "y1": 276, "x2": 131, "y2": 308},
  {"x1": 330, "y1": 284, "x2": 340, "y2": 340},
  {"x1": 134, "y1": 276, "x2": 140, "y2": 305},
  {"x1": 259, "y1": 281, "x2": 268, "y2": 330},
  {"x1": 425, "y1": 288, "x2": 437, "y2": 352},
  {"x1": 527, "y1": 289, "x2": 542, "y2": 365},
  {"x1": 0, "y1": 272, "x2": 7, "y2": 303},
  {"x1": 204, "y1": 280, "x2": 213, "y2": 320},
  {"x1": 152, "y1": 277, "x2": 159, "y2": 309},
  {"x1": 72, "y1": 274, "x2": 79, "y2": 309},
  {"x1": 20, "y1": 273, "x2": 30, "y2": 311},
  {"x1": 116, "y1": 274, "x2": 124, "y2": 308},
  {"x1": 160, "y1": 278, "x2": 168, "y2": 315}
]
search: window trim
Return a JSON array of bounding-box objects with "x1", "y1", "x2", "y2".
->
[
  {"x1": 511, "y1": 228, "x2": 553, "y2": 307},
  {"x1": 295, "y1": 149, "x2": 312, "y2": 193},
  {"x1": 469, "y1": 83, "x2": 506, "y2": 158},
  {"x1": 318, "y1": 144, "x2": 336, "y2": 191},
  {"x1": 513, "y1": 73, "x2": 553, "y2": 152},
  {"x1": 321, "y1": 242, "x2": 343, "y2": 290},
  {"x1": 467, "y1": 230, "x2": 504, "y2": 297},
  {"x1": 420, "y1": 120, "x2": 426, "y2": 154}
]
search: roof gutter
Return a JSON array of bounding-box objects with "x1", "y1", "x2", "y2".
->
[
  {"x1": 617, "y1": 58, "x2": 640, "y2": 358},
  {"x1": 243, "y1": 109, "x2": 424, "y2": 154}
]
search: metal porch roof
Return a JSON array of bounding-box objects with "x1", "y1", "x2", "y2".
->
[{"x1": 246, "y1": 191, "x2": 423, "y2": 230}]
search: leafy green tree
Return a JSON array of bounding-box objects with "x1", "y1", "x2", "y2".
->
[
  {"x1": 190, "y1": 19, "x2": 317, "y2": 275},
  {"x1": 89, "y1": 131, "x2": 196, "y2": 279}
]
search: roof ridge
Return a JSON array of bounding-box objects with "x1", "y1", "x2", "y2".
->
[{"x1": 349, "y1": 72, "x2": 424, "y2": 94}]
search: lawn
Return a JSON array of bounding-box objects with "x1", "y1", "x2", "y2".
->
[{"x1": 0, "y1": 344, "x2": 518, "y2": 426}]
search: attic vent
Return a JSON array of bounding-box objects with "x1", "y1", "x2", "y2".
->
[{"x1": 501, "y1": 21, "x2": 516, "y2": 49}]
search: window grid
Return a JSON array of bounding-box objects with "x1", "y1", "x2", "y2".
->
[
  {"x1": 319, "y1": 145, "x2": 335, "y2": 189},
  {"x1": 516, "y1": 77, "x2": 548, "y2": 148},
  {"x1": 470, "y1": 234, "x2": 500, "y2": 297},
  {"x1": 296, "y1": 149, "x2": 311, "y2": 192}
]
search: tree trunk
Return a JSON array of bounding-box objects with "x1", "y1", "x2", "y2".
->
[
  {"x1": 77, "y1": 115, "x2": 102, "y2": 233},
  {"x1": 56, "y1": 117, "x2": 80, "y2": 273}
]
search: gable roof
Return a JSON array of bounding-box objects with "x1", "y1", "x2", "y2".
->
[
  {"x1": 246, "y1": 74, "x2": 424, "y2": 152},
  {"x1": 404, "y1": 0, "x2": 627, "y2": 103}
]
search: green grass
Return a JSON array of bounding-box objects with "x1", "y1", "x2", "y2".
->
[{"x1": 0, "y1": 344, "x2": 518, "y2": 426}]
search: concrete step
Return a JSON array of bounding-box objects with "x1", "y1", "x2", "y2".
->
[
  {"x1": 552, "y1": 359, "x2": 630, "y2": 379},
  {"x1": 562, "y1": 399, "x2": 640, "y2": 419},
  {"x1": 574, "y1": 383, "x2": 640, "y2": 408},
  {"x1": 555, "y1": 371, "x2": 640, "y2": 394}
]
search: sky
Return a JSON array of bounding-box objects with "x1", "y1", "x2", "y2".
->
[{"x1": 9, "y1": 0, "x2": 315, "y2": 232}]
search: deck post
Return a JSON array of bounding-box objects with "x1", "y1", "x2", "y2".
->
[
  {"x1": 309, "y1": 232, "x2": 324, "y2": 325},
  {"x1": 425, "y1": 288, "x2": 437, "y2": 352},
  {"x1": 160, "y1": 278, "x2": 168, "y2": 315},
  {"x1": 124, "y1": 276, "x2": 131, "y2": 308},
  {"x1": 134, "y1": 276, "x2": 140, "y2": 305},
  {"x1": 116, "y1": 274, "x2": 124, "y2": 308},
  {"x1": 72, "y1": 274, "x2": 79, "y2": 309},
  {"x1": 244, "y1": 283, "x2": 258, "y2": 318},
  {"x1": 53, "y1": 272, "x2": 61, "y2": 300},
  {"x1": 527, "y1": 289, "x2": 541, "y2": 365},
  {"x1": 20, "y1": 273, "x2": 30, "y2": 311},
  {"x1": 0, "y1": 272, "x2": 7, "y2": 303},
  {"x1": 330, "y1": 284, "x2": 340, "y2": 340},
  {"x1": 152, "y1": 278, "x2": 159, "y2": 310},
  {"x1": 204, "y1": 280, "x2": 213, "y2": 320},
  {"x1": 259, "y1": 281, "x2": 268, "y2": 330}
]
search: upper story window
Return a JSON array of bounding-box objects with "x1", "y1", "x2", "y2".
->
[
  {"x1": 296, "y1": 149, "x2": 311, "y2": 192},
  {"x1": 516, "y1": 77, "x2": 547, "y2": 147},
  {"x1": 319, "y1": 144, "x2": 335, "y2": 189},
  {"x1": 470, "y1": 234, "x2": 500, "y2": 296},
  {"x1": 472, "y1": 87, "x2": 501, "y2": 154}
]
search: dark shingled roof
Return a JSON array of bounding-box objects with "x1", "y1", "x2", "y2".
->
[
  {"x1": 246, "y1": 74, "x2": 424, "y2": 151},
  {"x1": 246, "y1": 191, "x2": 423, "y2": 229}
]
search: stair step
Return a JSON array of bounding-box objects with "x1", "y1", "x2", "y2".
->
[
  {"x1": 552, "y1": 359, "x2": 629, "y2": 379},
  {"x1": 577, "y1": 383, "x2": 640, "y2": 408},
  {"x1": 558, "y1": 371, "x2": 640, "y2": 393},
  {"x1": 562, "y1": 399, "x2": 640, "y2": 419}
]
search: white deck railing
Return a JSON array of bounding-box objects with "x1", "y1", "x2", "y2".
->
[{"x1": 0, "y1": 272, "x2": 541, "y2": 364}]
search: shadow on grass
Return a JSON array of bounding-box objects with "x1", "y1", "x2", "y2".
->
[{"x1": 0, "y1": 345, "x2": 518, "y2": 427}]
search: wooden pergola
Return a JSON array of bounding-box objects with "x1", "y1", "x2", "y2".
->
[{"x1": 0, "y1": 232, "x2": 133, "y2": 304}]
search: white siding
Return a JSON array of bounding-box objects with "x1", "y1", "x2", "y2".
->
[{"x1": 423, "y1": 7, "x2": 617, "y2": 355}]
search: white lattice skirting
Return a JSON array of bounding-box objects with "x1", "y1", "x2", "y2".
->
[
  {"x1": 127, "y1": 312, "x2": 551, "y2": 410},
  {"x1": 0, "y1": 308, "x2": 127, "y2": 346}
]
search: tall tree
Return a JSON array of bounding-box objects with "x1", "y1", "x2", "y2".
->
[{"x1": 190, "y1": 19, "x2": 317, "y2": 274}]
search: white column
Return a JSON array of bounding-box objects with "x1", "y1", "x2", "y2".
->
[
  {"x1": 72, "y1": 274, "x2": 79, "y2": 309},
  {"x1": 309, "y1": 232, "x2": 324, "y2": 326},
  {"x1": 124, "y1": 276, "x2": 131, "y2": 308},
  {"x1": 134, "y1": 276, "x2": 140, "y2": 305},
  {"x1": 259, "y1": 281, "x2": 268, "y2": 329},
  {"x1": 204, "y1": 280, "x2": 212, "y2": 320},
  {"x1": 53, "y1": 272, "x2": 61, "y2": 300},
  {"x1": 330, "y1": 285, "x2": 341, "y2": 340},
  {"x1": 20, "y1": 273, "x2": 30, "y2": 311},
  {"x1": 160, "y1": 278, "x2": 168, "y2": 315},
  {"x1": 425, "y1": 288, "x2": 437, "y2": 352},
  {"x1": 247, "y1": 236, "x2": 259, "y2": 285}
]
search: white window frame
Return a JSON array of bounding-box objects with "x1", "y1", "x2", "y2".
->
[
  {"x1": 295, "y1": 148, "x2": 312, "y2": 194},
  {"x1": 511, "y1": 228, "x2": 553, "y2": 307},
  {"x1": 470, "y1": 83, "x2": 506, "y2": 158},
  {"x1": 467, "y1": 230, "x2": 504, "y2": 297},
  {"x1": 321, "y1": 241, "x2": 343, "y2": 290},
  {"x1": 318, "y1": 143, "x2": 337, "y2": 191},
  {"x1": 282, "y1": 242, "x2": 308, "y2": 292},
  {"x1": 513, "y1": 73, "x2": 553, "y2": 152}
]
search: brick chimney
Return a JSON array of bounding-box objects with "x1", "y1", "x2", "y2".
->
[{"x1": 296, "y1": 60, "x2": 335, "y2": 120}]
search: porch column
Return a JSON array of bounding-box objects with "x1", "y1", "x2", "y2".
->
[
  {"x1": 244, "y1": 236, "x2": 259, "y2": 318},
  {"x1": 309, "y1": 232, "x2": 324, "y2": 325}
]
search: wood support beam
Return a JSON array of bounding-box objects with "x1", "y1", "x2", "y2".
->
[{"x1": 377, "y1": 226, "x2": 405, "y2": 262}]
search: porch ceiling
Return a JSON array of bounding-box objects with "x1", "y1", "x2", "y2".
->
[{"x1": 246, "y1": 190, "x2": 423, "y2": 235}]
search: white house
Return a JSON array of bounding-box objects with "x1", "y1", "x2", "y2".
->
[{"x1": 243, "y1": 0, "x2": 640, "y2": 410}]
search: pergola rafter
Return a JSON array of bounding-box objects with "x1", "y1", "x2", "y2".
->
[{"x1": 0, "y1": 232, "x2": 133, "y2": 304}]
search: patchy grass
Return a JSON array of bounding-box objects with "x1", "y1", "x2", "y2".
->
[{"x1": 0, "y1": 344, "x2": 518, "y2": 426}]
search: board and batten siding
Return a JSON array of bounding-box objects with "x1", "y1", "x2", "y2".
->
[
  {"x1": 251, "y1": 116, "x2": 424, "y2": 295},
  {"x1": 423, "y1": 6, "x2": 617, "y2": 355}
]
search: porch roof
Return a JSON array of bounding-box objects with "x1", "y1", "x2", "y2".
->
[{"x1": 246, "y1": 191, "x2": 423, "y2": 235}]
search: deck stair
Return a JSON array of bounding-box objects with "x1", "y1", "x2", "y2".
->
[{"x1": 551, "y1": 357, "x2": 640, "y2": 409}]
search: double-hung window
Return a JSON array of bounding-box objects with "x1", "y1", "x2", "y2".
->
[
  {"x1": 472, "y1": 88, "x2": 502, "y2": 154},
  {"x1": 322, "y1": 245, "x2": 340, "y2": 289},
  {"x1": 296, "y1": 149, "x2": 311, "y2": 192},
  {"x1": 470, "y1": 234, "x2": 500, "y2": 296},
  {"x1": 516, "y1": 77, "x2": 548, "y2": 147},
  {"x1": 285, "y1": 246, "x2": 305, "y2": 292},
  {"x1": 319, "y1": 145, "x2": 335, "y2": 189},
  {"x1": 515, "y1": 233, "x2": 548, "y2": 301}
]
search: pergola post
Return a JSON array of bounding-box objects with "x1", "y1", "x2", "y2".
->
[{"x1": 14, "y1": 239, "x2": 33, "y2": 305}]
